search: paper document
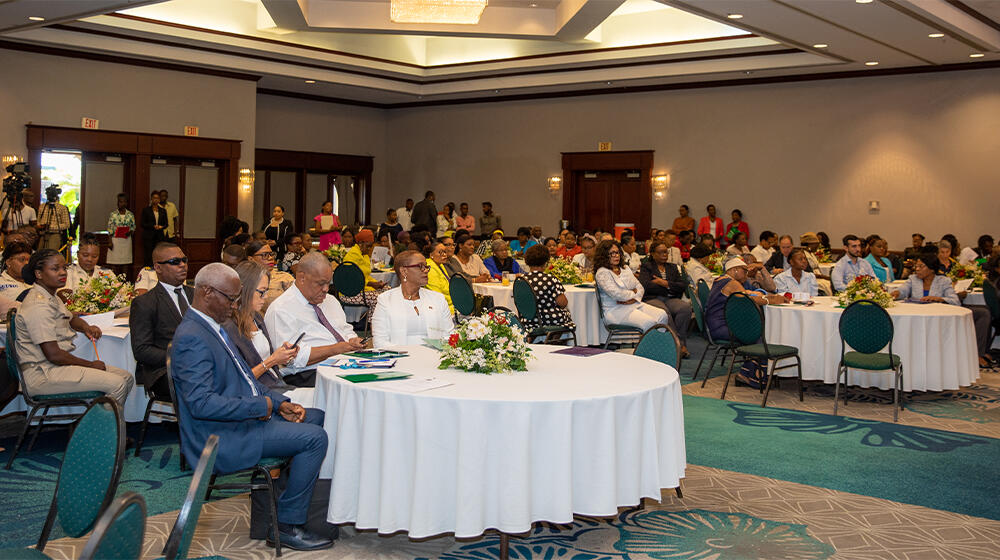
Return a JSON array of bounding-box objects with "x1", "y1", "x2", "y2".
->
[
  {"x1": 100, "y1": 326, "x2": 132, "y2": 339},
  {"x1": 379, "y1": 376, "x2": 453, "y2": 393},
  {"x1": 954, "y1": 279, "x2": 974, "y2": 293},
  {"x1": 320, "y1": 215, "x2": 334, "y2": 231}
]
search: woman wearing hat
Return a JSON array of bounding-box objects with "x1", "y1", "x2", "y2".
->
[{"x1": 704, "y1": 258, "x2": 787, "y2": 342}]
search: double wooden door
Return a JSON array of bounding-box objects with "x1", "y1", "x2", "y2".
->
[{"x1": 562, "y1": 151, "x2": 653, "y2": 238}]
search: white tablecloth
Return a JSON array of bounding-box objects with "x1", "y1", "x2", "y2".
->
[
  {"x1": 0, "y1": 318, "x2": 153, "y2": 422},
  {"x1": 474, "y1": 282, "x2": 606, "y2": 346},
  {"x1": 964, "y1": 290, "x2": 984, "y2": 306},
  {"x1": 313, "y1": 344, "x2": 686, "y2": 538},
  {"x1": 764, "y1": 296, "x2": 978, "y2": 391}
]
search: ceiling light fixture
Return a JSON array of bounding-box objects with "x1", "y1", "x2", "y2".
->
[
  {"x1": 28, "y1": 16, "x2": 45, "y2": 21},
  {"x1": 865, "y1": 61, "x2": 879, "y2": 66},
  {"x1": 970, "y1": 53, "x2": 985, "y2": 58},
  {"x1": 813, "y1": 43, "x2": 829, "y2": 48},
  {"x1": 305, "y1": 80, "x2": 316, "y2": 83},
  {"x1": 390, "y1": 0, "x2": 488, "y2": 25},
  {"x1": 928, "y1": 33, "x2": 944, "y2": 38},
  {"x1": 855, "y1": 0, "x2": 873, "y2": 4},
  {"x1": 726, "y1": 13, "x2": 743, "y2": 19}
]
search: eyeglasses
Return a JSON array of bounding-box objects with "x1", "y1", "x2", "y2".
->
[
  {"x1": 156, "y1": 257, "x2": 188, "y2": 266},
  {"x1": 254, "y1": 288, "x2": 267, "y2": 298},
  {"x1": 608, "y1": 250, "x2": 621, "y2": 256},
  {"x1": 400, "y1": 263, "x2": 431, "y2": 272},
  {"x1": 254, "y1": 251, "x2": 276, "y2": 259},
  {"x1": 207, "y1": 285, "x2": 240, "y2": 304}
]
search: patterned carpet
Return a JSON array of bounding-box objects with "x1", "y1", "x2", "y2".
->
[{"x1": 4, "y1": 336, "x2": 1000, "y2": 559}]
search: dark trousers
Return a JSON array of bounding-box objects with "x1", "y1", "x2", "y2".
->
[
  {"x1": 646, "y1": 296, "x2": 693, "y2": 342},
  {"x1": 259, "y1": 408, "x2": 328, "y2": 525},
  {"x1": 965, "y1": 305, "x2": 992, "y2": 358},
  {"x1": 282, "y1": 369, "x2": 317, "y2": 387}
]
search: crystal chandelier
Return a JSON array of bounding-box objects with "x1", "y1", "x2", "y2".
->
[{"x1": 390, "y1": 0, "x2": 488, "y2": 24}]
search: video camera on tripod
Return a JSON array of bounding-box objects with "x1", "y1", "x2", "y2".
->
[{"x1": 3, "y1": 162, "x2": 30, "y2": 204}]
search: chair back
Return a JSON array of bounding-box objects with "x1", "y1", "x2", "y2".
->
[
  {"x1": 5, "y1": 309, "x2": 26, "y2": 396},
  {"x1": 163, "y1": 435, "x2": 220, "y2": 560},
  {"x1": 40, "y1": 397, "x2": 126, "y2": 549},
  {"x1": 634, "y1": 324, "x2": 681, "y2": 369},
  {"x1": 724, "y1": 292, "x2": 764, "y2": 346},
  {"x1": 449, "y1": 274, "x2": 476, "y2": 316},
  {"x1": 78, "y1": 492, "x2": 147, "y2": 560},
  {"x1": 689, "y1": 287, "x2": 707, "y2": 334},
  {"x1": 332, "y1": 262, "x2": 365, "y2": 298},
  {"x1": 839, "y1": 299, "x2": 893, "y2": 355},
  {"x1": 512, "y1": 277, "x2": 538, "y2": 321},
  {"x1": 982, "y1": 281, "x2": 1000, "y2": 321},
  {"x1": 491, "y1": 306, "x2": 522, "y2": 329},
  {"x1": 165, "y1": 344, "x2": 187, "y2": 464},
  {"x1": 696, "y1": 279, "x2": 711, "y2": 307}
]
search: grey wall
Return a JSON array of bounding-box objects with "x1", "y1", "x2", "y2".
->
[
  {"x1": 382, "y1": 68, "x2": 1000, "y2": 250},
  {"x1": 0, "y1": 48, "x2": 258, "y2": 220}
]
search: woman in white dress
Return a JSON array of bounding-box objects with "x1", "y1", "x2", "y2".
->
[
  {"x1": 106, "y1": 194, "x2": 135, "y2": 276},
  {"x1": 372, "y1": 250, "x2": 453, "y2": 347},
  {"x1": 594, "y1": 240, "x2": 668, "y2": 331}
]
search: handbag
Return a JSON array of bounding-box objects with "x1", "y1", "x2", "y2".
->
[{"x1": 736, "y1": 358, "x2": 768, "y2": 389}]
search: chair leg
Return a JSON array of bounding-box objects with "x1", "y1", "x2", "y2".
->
[
  {"x1": 258, "y1": 466, "x2": 282, "y2": 557},
  {"x1": 701, "y1": 346, "x2": 723, "y2": 388},
  {"x1": 720, "y1": 352, "x2": 738, "y2": 400},
  {"x1": 796, "y1": 356, "x2": 804, "y2": 402},
  {"x1": 5, "y1": 406, "x2": 39, "y2": 469},
  {"x1": 843, "y1": 369, "x2": 850, "y2": 407},
  {"x1": 833, "y1": 365, "x2": 842, "y2": 416},
  {"x1": 692, "y1": 343, "x2": 711, "y2": 381},
  {"x1": 674, "y1": 483, "x2": 683, "y2": 499},
  {"x1": 134, "y1": 399, "x2": 155, "y2": 457},
  {"x1": 760, "y1": 360, "x2": 777, "y2": 408},
  {"x1": 27, "y1": 406, "x2": 50, "y2": 451}
]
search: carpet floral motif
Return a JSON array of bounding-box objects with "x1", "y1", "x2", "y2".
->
[
  {"x1": 904, "y1": 384, "x2": 1000, "y2": 424},
  {"x1": 425, "y1": 509, "x2": 833, "y2": 560},
  {"x1": 728, "y1": 402, "x2": 990, "y2": 452}
]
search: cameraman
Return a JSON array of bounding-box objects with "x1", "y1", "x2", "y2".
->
[
  {"x1": 37, "y1": 185, "x2": 71, "y2": 253},
  {"x1": 1, "y1": 193, "x2": 36, "y2": 235}
]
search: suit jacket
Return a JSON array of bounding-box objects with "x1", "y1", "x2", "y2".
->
[
  {"x1": 371, "y1": 287, "x2": 454, "y2": 348},
  {"x1": 637, "y1": 259, "x2": 687, "y2": 300},
  {"x1": 129, "y1": 282, "x2": 194, "y2": 386},
  {"x1": 140, "y1": 205, "x2": 167, "y2": 244},
  {"x1": 170, "y1": 310, "x2": 289, "y2": 473},
  {"x1": 222, "y1": 314, "x2": 287, "y2": 389},
  {"x1": 410, "y1": 199, "x2": 437, "y2": 233}
]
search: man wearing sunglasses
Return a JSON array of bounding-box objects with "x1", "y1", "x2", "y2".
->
[{"x1": 130, "y1": 242, "x2": 193, "y2": 398}]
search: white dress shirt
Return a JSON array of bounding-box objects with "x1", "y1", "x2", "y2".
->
[
  {"x1": 264, "y1": 283, "x2": 356, "y2": 376},
  {"x1": 774, "y1": 269, "x2": 819, "y2": 297},
  {"x1": 371, "y1": 287, "x2": 454, "y2": 347},
  {"x1": 64, "y1": 264, "x2": 114, "y2": 292},
  {"x1": 622, "y1": 251, "x2": 643, "y2": 272},
  {"x1": 396, "y1": 206, "x2": 413, "y2": 231},
  {"x1": 750, "y1": 244, "x2": 773, "y2": 264},
  {"x1": 159, "y1": 280, "x2": 190, "y2": 315}
]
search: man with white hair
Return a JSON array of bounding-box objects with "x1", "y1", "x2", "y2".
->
[
  {"x1": 170, "y1": 263, "x2": 333, "y2": 551},
  {"x1": 265, "y1": 252, "x2": 365, "y2": 387}
]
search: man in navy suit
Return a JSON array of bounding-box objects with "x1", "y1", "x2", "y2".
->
[{"x1": 170, "y1": 263, "x2": 331, "y2": 551}]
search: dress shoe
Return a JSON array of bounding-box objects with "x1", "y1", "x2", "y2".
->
[{"x1": 267, "y1": 525, "x2": 334, "y2": 551}]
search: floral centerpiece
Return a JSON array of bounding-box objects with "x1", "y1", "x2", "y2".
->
[
  {"x1": 814, "y1": 248, "x2": 834, "y2": 264},
  {"x1": 65, "y1": 274, "x2": 135, "y2": 314},
  {"x1": 947, "y1": 261, "x2": 985, "y2": 288},
  {"x1": 706, "y1": 252, "x2": 726, "y2": 276},
  {"x1": 546, "y1": 257, "x2": 583, "y2": 284},
  {"x1": 438, "y1": 312, "x2": 532, "y2": 374},
  {"x1": 322, "y1": 246, "x2": 347, "y2": 264},
  {"x1": 836, "y1": 275, "x2": 894, "y2": 308}
]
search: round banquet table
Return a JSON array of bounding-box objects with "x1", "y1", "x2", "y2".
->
[
  {"x1": 313, "y1": 344, "x2": 686, "y2": 539},
  {"x1": 764, "y1": 296, "x2": 978, "y2": 392},
  {"x1": 473, "y1": 282, "x2": 605, "y2": 346}
]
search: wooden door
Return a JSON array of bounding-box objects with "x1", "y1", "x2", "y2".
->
[{"x1": 562, "y1": 151, "x2": 652, "y2": 239}]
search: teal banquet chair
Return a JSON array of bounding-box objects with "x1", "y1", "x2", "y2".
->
[
  {"x1": 78, "y1": 492, "x2": 147, "y2": 560},
  {"x1": 721, "y1": 292, "x2": 803, "y2": 407},
  {"x1": 634, "y1": 324, "x2": 681, "y2": 369},
  {"x1": 696, "y1": 278, "x2": 711, "y2": 308},
  {"x1": 593, "y1": 282, "x2": 644, "y2": 349},
  {"x1": 448, "y1": 273, "x2": 477, "y2": 320},
  {"x1": 0, "y1": 397, "x2": 126, "y2": 557},
  {"x1": 331, "y1": 261, "x2": 370, "y2": 332},
  {"x1": 689, "y1": 287, "x2": 735, "y2": 384},
  {"x1": 511, "y1": 277, "x2": 576, "y2": 345},
  {"x1": 161, "y1": 435, "x2": 225, "y2": 560},
  {"x1": 4, "y1": 308, "x2": 105, "y2": 469},
  {"x1": 834, "y1": 299, "x2": 904, "y2": 422}
]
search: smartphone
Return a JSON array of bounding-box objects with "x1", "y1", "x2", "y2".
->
[{"x1": 291, "y1": 332, "x2": 306, "y2": 347}]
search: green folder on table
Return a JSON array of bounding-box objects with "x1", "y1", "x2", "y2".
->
[
  {"x1": 344, "y1": 350, "x2": 408, "y2": 359},
  {"x1": 574, "y1": 283, "x2": 595, "y2": 288},
  {"x1": 338, "y1": 372, "x2": 412, "y2": 383}
]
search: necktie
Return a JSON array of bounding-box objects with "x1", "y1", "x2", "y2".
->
[
  {"x1": 174, "y1": 287, "x2": 189, "y2": 316},
  {"x1": 311, "y1": 303, "x2": 345, "y2": 343},
  {"x1": 217, "y1": 327, "x2": 260, "y2": 396}
]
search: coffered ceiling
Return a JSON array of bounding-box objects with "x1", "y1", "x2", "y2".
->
[{"x1": 0, "y1": 0, "x2": 996, "y2": 107}]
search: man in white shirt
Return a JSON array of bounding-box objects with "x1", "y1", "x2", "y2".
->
[
  {"x1": 751, "y1": 230, "x2": 776, "y2": 265},
  {"x1": 264, "y1": 252, "x2": 365, "y2": 386},
  {"x1": 396, "y1": 198, "x2": 414, "y2": 231}
]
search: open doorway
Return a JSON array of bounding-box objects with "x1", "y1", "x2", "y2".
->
[{"x1": 39, "y1": 150, "x2": 82, "y2": 258}]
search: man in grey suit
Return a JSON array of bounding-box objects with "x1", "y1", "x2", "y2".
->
[
  {"x1": 410, "y1": 190, "x2": 437, "y2": 234},
  {"x1": 129, "y1": 242, "x2": 193, "y2": 398}
]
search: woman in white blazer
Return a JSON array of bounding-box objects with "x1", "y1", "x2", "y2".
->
[{"x1": 372, "y1": 250, "x2": 454, "y2": 347}]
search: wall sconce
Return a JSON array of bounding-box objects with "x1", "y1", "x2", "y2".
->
[
  {"x1": 547, "y1": 176, "x2": 562, "y2": 193},
  {"x1": 239, "y1": 168, "x2": 254, "y2": 193},
  {"x1": 652, "y1": 174, "x2": 669, "y2": 200},
  {"x1": 2, "y1": 154, "x2": 20, "y2": 173}
]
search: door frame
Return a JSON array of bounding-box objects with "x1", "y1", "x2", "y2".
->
[{"x1": 561, "y1": 150, "x2": 653, "y2": 238}]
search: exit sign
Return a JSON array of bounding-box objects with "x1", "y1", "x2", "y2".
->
[
  {"x1": 184, "y1": 126, "x2": 199, "y2": 137},
  {"x1": 598, "y1": 141, "x2": 612, "y2": 151},
  {"x1": 81, "y1": 117, "x2": 99, "y2": 130}
]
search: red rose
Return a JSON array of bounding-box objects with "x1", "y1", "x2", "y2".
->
[
  {"x1": 957, "y1": 270, "x2": 966, "y2": 278},
  {"x1": 448, "y1": 333, "x2": 459, "y2": 347}
]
